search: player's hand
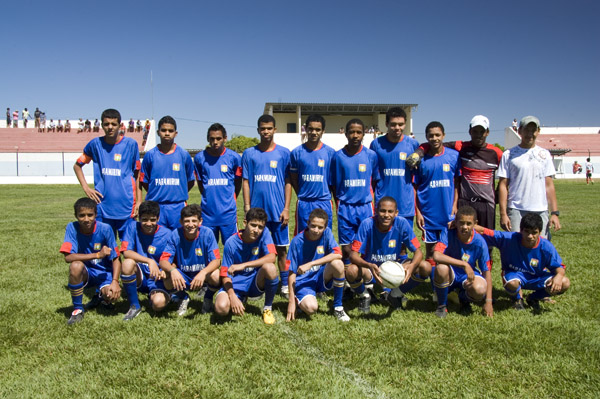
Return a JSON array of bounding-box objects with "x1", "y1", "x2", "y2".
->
[
  {"x1": 416, "y1": 213, "x2": 425, "y2": 233},
  {"x1": 550, "y1": 214, "x2": 561, "y2": 232},
  {"x1": 286, "y1": 301, "x2": 296, "y2": 322},
  {"x1": 83, "y1": 186, "x2": 103, "y2": 204},
  {"x1": 403, "y1": 262, "x2": 414, "y2": 284},
  {"x1": 228, "y1": 264, "x2": 243, "y2": 276},
  {"x1": 483, "y1": 300, "x2": 494, "y2": 317},
  {"x1": 548, "y1": 275, "x2": 563, "y2": 294},
  {"x1": 370, "y1": 263, "x2": 383, "y2": 286},
  {"x1": 105, "y1": 279, "x2": 121, "y2": 302},
  {"x1": 448, "y1": 219, "x2": 456, "y2": 229},
  {"x1": 170, "y1": 269, "x2": 186, "y2": 291},
  {"x1": 464, "y1": 264, "x2": 475, "y2": 283},
  {"x1": 132, "y1": 202, "x2": 141, "y2": 218},
  {"x1": 148, "y1": 259, "x2": 161, "y2": 280},
  {"x1": 244, "y1": 204, "x2": 251, "y2": 213},
  {"x1": 297, "y1": 262, "x2": 312, "y2": 275},
  {"x1": 405, "y1": 152, "x2": 421, "y2": 170},
  {"x1": 500, "y1": 214, "x2": 511, "y2": 231},
  {"x1": 190, "y1": 272, "x2": 206, "y2": 291},
  {"x1": 229, "y1": 294, "x2": 245, "y2": 316},
  {"x1": 98, "y1": 245, "x2": 112, "y2": 259},
  {"x1": 280, "y1": 209, "x2": 290, "y2": 226}
]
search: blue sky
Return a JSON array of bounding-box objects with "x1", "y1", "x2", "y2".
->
[{"x1": 2, "y1": 0, "x2": 598, "y2": 148}]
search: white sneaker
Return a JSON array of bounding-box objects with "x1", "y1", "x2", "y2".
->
[
  {"x1": 177, "y1": 297, "x2": 190, "y2": 316},
  {"x1": 280, "y1": 285, "x2": 289, "y2": 299},
  {"x1": 334, "y1": 309, "x2": 350, "y2": 322}
]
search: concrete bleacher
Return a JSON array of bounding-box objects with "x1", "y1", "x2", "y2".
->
[{"x1": 535, "y1": 134, "x2": 600, "y2": 157}]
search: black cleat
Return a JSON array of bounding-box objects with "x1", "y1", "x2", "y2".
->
[
  {"x1": 67, "y1": 309, "x2": 84, "y2": 325},
  {"x1": 435, "y1": 305, "x2": 448, "y2": 318},
  {"x1": 512, "y1": 298, "x2": 526, "y2": 311},
  {"x1": 123, "y1": 306, "x2": 142, "y2": 321},
  {"x1": 526, "y1": 295, "x2": 541, "y2": 311}
]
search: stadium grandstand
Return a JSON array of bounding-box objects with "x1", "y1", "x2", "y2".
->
[
  {"x1": 504, "y1": 126, "x2": 600, "y2": 178},
  {"x1": 0, "y1": 119, "x2": 155, "y2": 183}
]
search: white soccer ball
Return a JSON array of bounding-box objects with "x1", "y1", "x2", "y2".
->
[{"x1": 379, "y1": 261, "x2": 406, "y2": 289}]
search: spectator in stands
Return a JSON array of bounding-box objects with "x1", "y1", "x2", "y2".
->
[
  {"x1": 65, "y1": 120, "x2": 72, "y2": 132},
  {"x1": 144, "y1": 119, "x2": 151, "y2": 136},
  {"x1": 57, "y1": 120, "x2": 64, "y2": 132},
  {"x1": 40, "y1": 113, "x2": 47, "y2": 132},
  {"x1": 84, "y1": 119, "x2": 92, "y2": 132},
  {"x1": 128, "y1": 118, "x2": 135, "y2": 132},
  {"x1": 13, "y1": 110, "x2": 19, "y2": 128},
  {"x1": 93, "y1": 119, "x2": 100, "y2": 132},
  {"x1": 34, "y1": 108, "x2": 41, "y2": 128},
  {"x1": 78, "y1": 118, "x2": 85, "y2": 133},
  {"x1": 6, "y1": 108, "x2": 10, "y2": 127},
  {"x1": 136, "y1": 119, "x2": 142, "y2": 132},
  {"x1": 572, "y1": 161, "x2": 582, "y2": 174},
  {"x1": 48, "y1": 119, "x2": 56, "y2": 132},
  {"x1": 22, "y1": 108, "x2": 30, "y2": 128},
  {"x1": 511, "y1": 119, "x2": 518, "y2": 132}
]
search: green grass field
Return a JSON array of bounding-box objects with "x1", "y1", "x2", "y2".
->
[{"x1": 0, "y1": 181, "x2": 598, "y2": 398}]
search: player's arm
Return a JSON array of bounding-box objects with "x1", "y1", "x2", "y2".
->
[
  {"x1": 452, "y1": 176, "x2": 460, "y2": 216},
  {"x1": 107, "y1": 256, "x2": 122, "y2": 302},
  {"x1": 234, "y1": 176, "x2": 242, "y2": 198},
  {"x1": 280, "y1": 177, "x2": 292, "y2": 226},
  {"x1": 159, "y1": 257, "x2": 186, "y2": 292},
  {"x1": 63, "y1": 245, "x2": 112, "y2": 263},
  {"x1": 413, "y1": 185, "x2": 425, "y2": 232},
  {"x1": 545, "y1": 176, "x2": 561, "y2": 231},
  {"x1": 290, "y1": 172, "x2": 299, "y2": 195},
  {"x1": 190, "y1": 258, "x2": 221, "y2": 290},
  {"x1": 221, "y1": 276, "x2": 245, "y2": 316},
  {"x1": 286, "y1": 272, "x2": 297, "y2": 322},
  {"x1": 482, "y1": 269, "x2": 493, "y2": 317},
  {"x1": 497, "y1": 177, "x2": 510, "y2": 231},
  {"x1": 432, "y1": 248, "x2": 474, "y2": 282},
  {"x1": 227, "y1": 252, "x2": 277, "y2": 275},
  {"x1": 349, "y1": 250, "x2": 381, "y2": 284},
  {"x1": 122, "y1": 250, "x2": 163, "y2": 280},
  {"x1": 403, "y1": 246, "x2": 423, "y2": 283},
  {"x1": 133, "y1": 169, "x2": 142, "y2": 217},
  {"x1": 73, "y1": 161, "x2": 103, "y2": 203},
  {"x1": 242, "y1": 178, "x2": 251, "y2": 213},
  {"x1": 549, "y1": 266, "x2": 566, "y2": 294},
  {"x1": 296, "y1": 252, "x2": 342, "y2": 276}
]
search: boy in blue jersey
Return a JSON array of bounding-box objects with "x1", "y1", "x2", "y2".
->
[
  {"x1": 475, "y1": 212, "x2": 570, "y2": 311},
  {"x1": 119, "y1": 201, "x2": 172, "y2": 321},
  {"x1": 414, "y1": 121, "x2": 461, "y2": 265},
  {"x1": 242, "y1": 115, "x2": 292, "y2": 297},
  {"x1": 331, "y1": 118, "x2": 380, "y2": 262},
  {"x1": 433, "y1": 206, "x2": 493, "y2": 318},
  {"x1": 158, "y1": 204, "x2": 222, "y2": 316},
  {"x1": 60, "y1": 198, "x2": 121, "y2": 325},
  {"x1": 140, "y1": 116, "x2": 195, "y2": 230},
  {"x1": 214, "y1": 208, "x2": 280, "y2": 324},
  {"x1": 348, "y1": 197, "x2": 429, "y2": 313},
  {"x1": 74, "y1": 108, "x2": 141, "y2": 240},
  {"x1": 290, "y1": 114, "x2": 336, "y2": 235},
  {"x1": 194, "y1": 123, "x2": 242, "y2": 243},
  {"x1": 286, "y1": 209, "x2": 349, "y2": 322}
]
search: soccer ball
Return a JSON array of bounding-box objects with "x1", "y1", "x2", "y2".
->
[{"x1": 379, "y1": 261, "x2": 406, "y2": 289}]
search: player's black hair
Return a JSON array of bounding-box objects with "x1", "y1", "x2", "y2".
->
[
  {"x1": 207, "y1": 123, "x2": 227, "y2": 139},
  {"x1": 101, "y1": 108, "x2": 121, "y2": 124},
  {"x1": 385, "y1": 107, "x2": 407, "y2": 124},
  {"x1": 587, "y1": 157, "x2": 591, "y2": 162},
  {"x1": 158, "y1": 115, "x2": 177, "y2": 130},
  {"x1": 308, "y1": 208, "x2": 329, "y2": 225},
  {"x1": 377, "y1": 196, "x2": 397, "y2": 210},
  {"x1": 139, "y1": 201, "x2": 160, "y2": 218},
  {"x1": 520, "y1": 213, "x2": 543, "y2": 232},
  {"x1": 74, "y1": 197, "x2": 97, "y2": 216},
  {"x1": 180, "y1": 204, "x2": 202, "y2": 220},
  {"x1": 305, "y1": 114, "x2": 326, "y2": 131},
  {"x1": 456, "y1": 205, "x2": 477, "y2": 221},
  {"x1": 258, "y1": 114, "x2": 276, "y2": 127},
  {"x1": 245, "y1": 207, "x2": 268, "y2": 224},
  {"x1": 345, "y1": 118, "x2": 364, "y2": 134},
  {"x1": 425, "y1": 121, "x2": 445, "y2": 135}
]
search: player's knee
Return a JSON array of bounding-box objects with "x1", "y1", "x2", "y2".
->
[
  {"x1": 121, "y1": 258, "x2": 136, "y2": 274},
  {"x1": 560, "y1": 276, "x2": 570, "y2": 293},
  {"x1": 301, "y1": 299, "x2": 318, "y2": 315},
  {"x1": 151, "y1": 293, "x2": 168, "y2": 311},
  {"x1": 262, "y1": 263, "x2": 278, "y2": 279},
  {"x1": 69, "y1": 261, "x2": 85, "y2": 277},
  {"x1": 469, "y1": 282, "x2": 486, "y2": 301},
  {"x1": 434, "y1": 264, "x2": 449, "y2": 281},
  {"x1": 214, "y1": 294, "x2": 230, "y2": 316},
  {"x1": 418, "y1": 260, "x2": 432, "y2": 277},
  {"x1": 330, "y1": 259, "x2": 345, "y2": 276},
  {"x1": 504, "y1": 279, "x2": 520, "y2": 292},
  {"x1": 345, "y1": 264, "x2": 359, "y2": 281},
  {"x1": 206, "y1": 270, "x2": 221, "y2": 286}
]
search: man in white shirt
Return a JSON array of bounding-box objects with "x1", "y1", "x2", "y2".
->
[{"x1": 497, "y1": 116, "x2": 560, "y2": 238}]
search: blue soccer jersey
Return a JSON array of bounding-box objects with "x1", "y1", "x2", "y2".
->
[
  {"x1": 194, "y1": 148, "x2": 242, "y2": 227},
  {"x1": 242, "y1": 145, "x2": 290, "y2": 222},
  {"x1": 480, "y1": 229, "x2": 565, "y2": 276},
  {"x1": 120, "y1": 222, "x2": 171, "y2": 263},
  {"x1": 289, "y1": 227, "x2": 341, "y2": 278},
  {"x1": 434, "y1": 229, "x2": 490, "y2": 275},
  {"x1": 160, "y1": 226, "x2": 221, "y2": 277},
  {"x1": 140, "y1": 145, "x2": 195, "y2": 204},
  {"x1": 219, "y1": 227, "x2": 277, "y2": 289},
  {"x1": 331, "y1": 146, "x2": 380, "y2": 204},
  {"x1": 76, "y1": 136, "x2": 140, "y2": 220},
  {"x1": 351, "y1": 216, "x2": 420, "y2": 265},
  {"x1": 414, "y1": 148, "x2": 461, "y2": 229},
  {"x1": 290, "y1": 142, "x2": 335, "y2": 201},
  {"x1": 370, "y1": 135, "x2": 419, "y2": 217},
  {"x1": 60, "y1": 221, "x2": 119, "y2": 271}
]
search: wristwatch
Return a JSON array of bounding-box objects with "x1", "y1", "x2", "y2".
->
[{"x1": 551, "y1": 211, "x2": 560, "y2": 216}]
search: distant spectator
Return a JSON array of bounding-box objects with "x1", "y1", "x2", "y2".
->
[
  {"x1": 338, "y1": 127, "x2": 344, "y2": 134},
  {"x1": 57, "y1": 120, "x2": 64, "y2": 132},
  {"x1": 128, "y1": 118, "x2": 135, "y2": 132},
  {"x1": 93, "y1": 118, "x2": 100, "y2": 132},
  {"x1": 13, "y1": 110, "x2": 19, "y2": 127},
  {"x1": 84, "y1": 119, "x2": 92, "y2": 132},
  {"x1": 77, "y1": 118, "x2": 84, "y2": 133},
  {"x1": 34, "y1": 108, "x2": 41, "y2": 128},
  {"x1": 136, "y1": 119, "x2": 142, "y2": 132},
  {"x1": 65, "y1": 120, "x2": 71, "y2": 132},
  {"x1": 119, "y1": 122, "x2": 126, "y2": 135},
  {"x1": 585, "y1": 158, "x2": 594, "y2": 185},
  {"x1": 40, "y1": 113, "x2": 47, "y2": 132},
  {"x1": 6, "y1": 108, "x2": 10, "y2": 127},
  {"x1": 22, "y1": 108, "x2": 30, "y2": 128},
  {"x1": 48, "y1": 119, "x2": 56, "y2": 132},
  {"x1": 572, "y1": 161, "x2": 582, "y2": 174},
  {"x1": 511, "y1": 118, "x2": 518, "y2": 132},
  {"x1": 409, "y1": 132, "x2": 415, "y2": 139},
  {"x1": 144, "y1": 119, "x2": 151, "y2": 136}
]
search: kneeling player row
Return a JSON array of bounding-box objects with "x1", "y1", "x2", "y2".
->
[{"x1": 61, "y1": 198, "x2": 570, "y2": 325}]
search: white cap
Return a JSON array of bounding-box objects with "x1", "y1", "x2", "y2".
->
[
  {"x1": 519, "y1": 115, "x2": 540, "y2": 129},
  {"x1": 470, "y1": 115, "x2": 489, "y2": 130}
]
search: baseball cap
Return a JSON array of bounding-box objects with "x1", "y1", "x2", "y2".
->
[
  {"x1": 470, "y1": 115, "x2": 489, "y2": 130},
  {"x1": 519, "y1": 116, "x2": 540, "y2": 129}
]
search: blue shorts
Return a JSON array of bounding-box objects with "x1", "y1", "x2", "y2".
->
[
  {"x1": 294, "y1": 265, "x2": 333, "y2": 303},
  {"x1": 337, "y1": 202, "x2": 373, "y2": 245},
  {"x1": 266, "y1": 221, "x2": 290, "y2": 247},
  {"x1": 424, "y1": 226, "x2": 448, "y2": 244},
  {"x1": 503, "y1": 270, "x2": 553, "y2": 292},
  {"x1": 96, "y1": 213, "x2": 135, "y2": 241},
  {"x1": 448, "y1": 266, "x2": 484, "y2": 291},
  {"x1": 295, "y1": 199, "x2": 333, "y2": 235},
  {"x1": 159, "y1": 202, "x2": 186, "y2": 230},
  {"x1": 217, "y1": 272, "x2": 263, "y2": 301},
  {"x1": 135, "y1": 262, "x2": 169, "y2": 296},
  {"x1": 205, "y1": 223, "x2": 238, "y2": 245},
  {"x1": 84, "y1": 266, "x2": 113, "y2": 291}
]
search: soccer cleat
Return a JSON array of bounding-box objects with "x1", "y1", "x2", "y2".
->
[
  {"x1": 262, "y1": 309, "x2": 275, "y2": 325},
  {"x1": 85, "y1": 293, "x2": 114, "y2": 310},
  {"x1": 177, "y1": 297, "x2": 190, "y2": 316},
  {"x1": 67, "y1": 309, "x2": 84, "y2": 325},
  {"x1": 280, "y1": 285, "x2": 289, "y2": 299},
  {"x1": 123, "y1": 306, "x2": 142, "y2": 321},
  {"x1": 459, "y1": 300, "x2": 473, "y2": 315},
  {"x1": 358, "y1": 292, "x2": 371, "y2": 314},
  {"x1": 196, "y1": 286, "x2": 207, "y2": 298},
  {"x1": 512, "y1": 298, "x2": 525, "y2": 311},
  {"x1": 387, "y1": 292, "x2": 408, "y2": 310},
  {"x1": 435, "y1": 305, "x2": 448, "y2": 318},
  {"x1": 334, "y1": 309, "x2": 350, "y2": 322},
  {"x1": 201, "y1": 297, "x2": 213, "y2": 314},
  {"x1": 526, "y1": 295, "x2": 541, "y2": 311}
]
